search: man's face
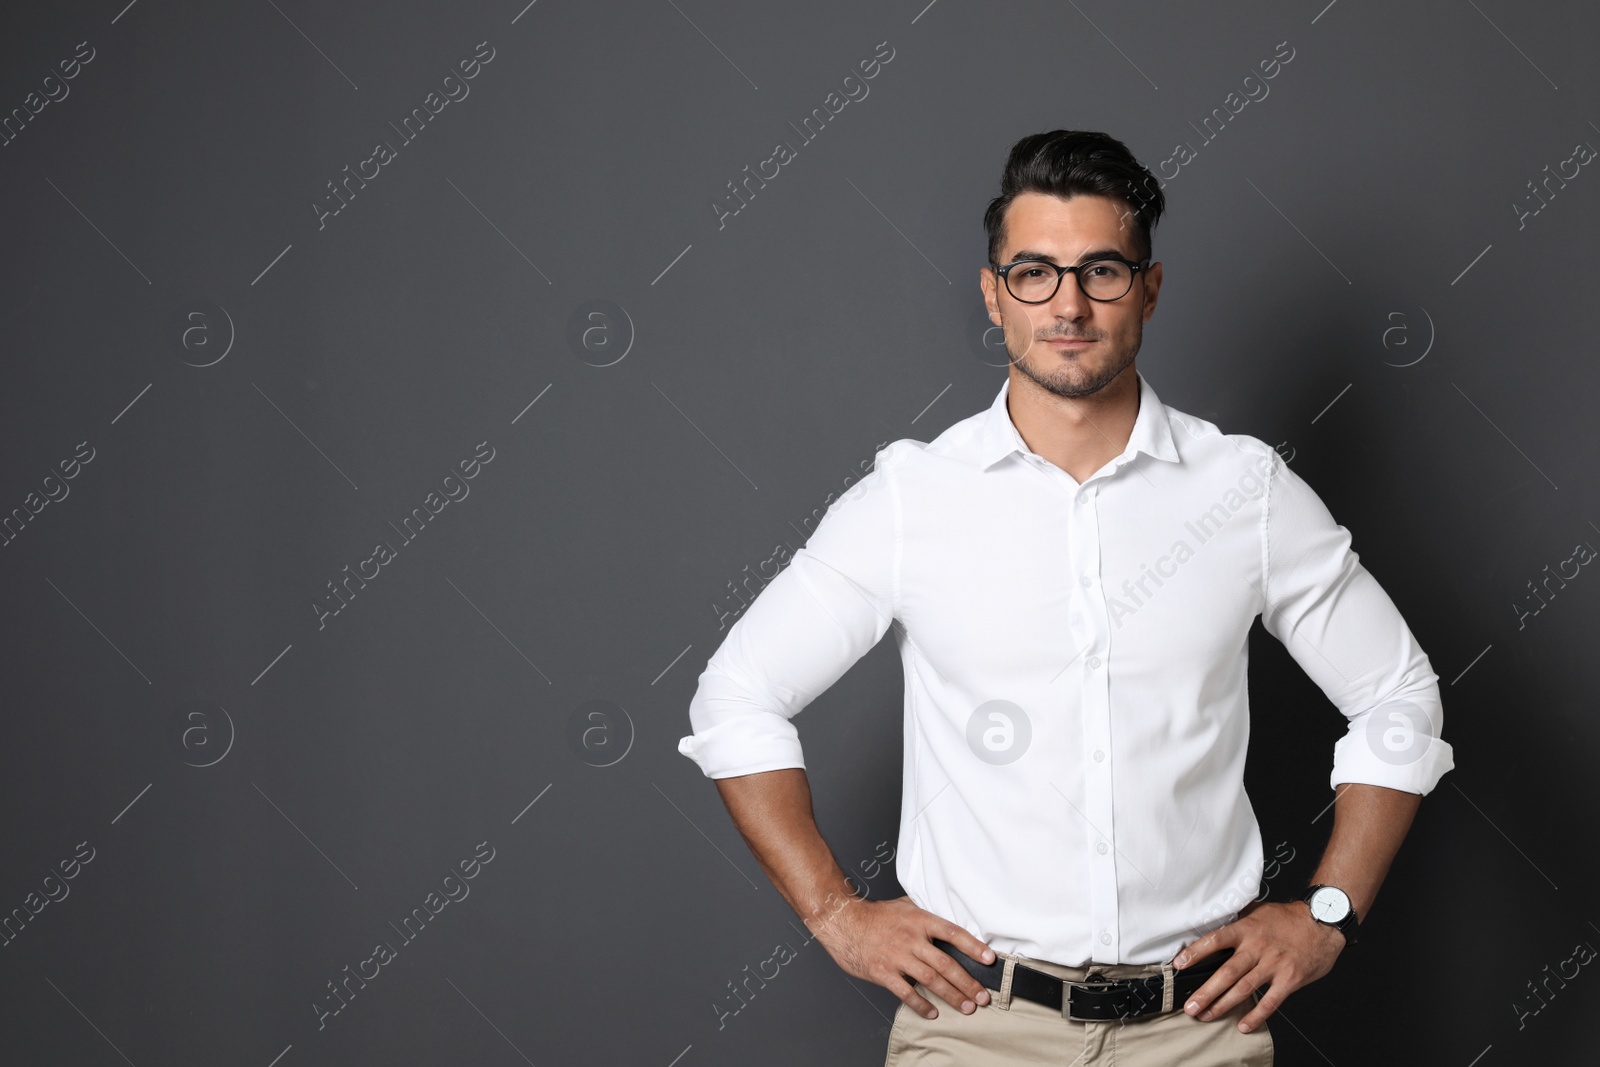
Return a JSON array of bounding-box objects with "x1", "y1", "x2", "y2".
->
[{"x1": 980, "y1": 191, "x2": 1163, "y2": 399}]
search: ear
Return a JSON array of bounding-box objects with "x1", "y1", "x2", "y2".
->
[
  {"x1": 979, "y1": 267, "x2": 1002, "y2": 324},
  {"x1": 1139, "y1": 261, "x2": 1163, "y2": 323}
]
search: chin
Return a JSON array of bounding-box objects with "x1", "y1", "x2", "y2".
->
[{"x1": 1019, "y1": 348, "x2": 1133, "y2": 397}]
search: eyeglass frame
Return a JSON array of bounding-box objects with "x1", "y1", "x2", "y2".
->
[{"x1": 988, "y1": 253, "x2": 1153, "y2": 304}]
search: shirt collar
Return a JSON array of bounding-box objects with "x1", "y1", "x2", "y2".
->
[{"x1": 976, "y1": 369, "x2": 1181, "y2": 472}]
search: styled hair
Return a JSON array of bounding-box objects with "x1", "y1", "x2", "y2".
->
[{"x1": 983, "y1": 130, "x2": 1166, "y2": 266}]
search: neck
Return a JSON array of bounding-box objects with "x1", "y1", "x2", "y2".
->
[{"x1": 1006, "y1": 364, "x2": 1141, "y2": 484}]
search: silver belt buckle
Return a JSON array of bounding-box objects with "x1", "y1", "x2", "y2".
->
[{"x1": 1063, "y1": 971, "x2": 1119, "y2": 1022}]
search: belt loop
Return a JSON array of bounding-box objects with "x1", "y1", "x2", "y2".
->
[
  {"x1": 1159, "y1": 962, "x2": 1174, "y2": 1015},
  {"x1": 996, "y1": 956, "x2": 1015, "y2": 1011}
]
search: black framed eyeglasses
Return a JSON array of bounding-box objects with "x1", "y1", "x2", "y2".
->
[{"x1": 990, "y1": 254, "x2": 1151, "y2": 303}]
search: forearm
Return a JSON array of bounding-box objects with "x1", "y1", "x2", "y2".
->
[
  {"x1": 1307, "y1": 782, "x2": 1421, "y2": 922},
  {"x1": 714, "y1": 767, "x2": 863, "y2": 935},
  {"x1": 1179, "y1": 781, "x2": 1422, "y2": 1027}
]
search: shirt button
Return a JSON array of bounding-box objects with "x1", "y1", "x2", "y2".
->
[
  {"x1": 1100, "y1": 932, "x2": 1112, "y2": 945},
  {"x1": 1080, "y1": 575, "x2": 1092, "y2": 587},
  {"x1": 1096, "y1": 841, "x2": 1109, "y2": 855},
  {"x1": 1093, "y1": 750, "x2": 1105, "y2": 762},
  {"x1": 1087, "y1": 656, "x2": 1101, "y2": 669}
]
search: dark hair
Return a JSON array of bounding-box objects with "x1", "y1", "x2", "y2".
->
[{"x1": 983, "y1": 130, "x2": 1166, "y2": 266}]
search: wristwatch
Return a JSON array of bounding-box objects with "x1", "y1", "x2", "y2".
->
[{"x1": 1302, "y1": 884, "x2": 1359, "y2": 944}]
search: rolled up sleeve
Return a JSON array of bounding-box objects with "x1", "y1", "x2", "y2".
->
[
  {"x1": 1260, "y1": 449, "x2": 1455, "y2": 795},
  {"x1": 678, "y1": 443, "x2": 904, "y2": 779}
]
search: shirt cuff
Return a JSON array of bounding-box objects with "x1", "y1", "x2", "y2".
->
[
  {"x1": 678, "y1": 714, "x2": 807, "y2": 779},
  {"x1": 1329, "y1": 729, "x2": 1455, "y2": 795}
]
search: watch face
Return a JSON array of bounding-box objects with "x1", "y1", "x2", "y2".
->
[{"x1": 1308, "y1": 886, "x2": 1352, "y2": 923}]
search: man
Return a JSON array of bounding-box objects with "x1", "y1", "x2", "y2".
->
[{"x1": 677, "y1": 130, "x2": 1453, "y2": 1065}]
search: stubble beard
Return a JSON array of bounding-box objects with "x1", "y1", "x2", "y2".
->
[{"x1": 1007, "y1": 319, "x2": 1141, "y2": 400}]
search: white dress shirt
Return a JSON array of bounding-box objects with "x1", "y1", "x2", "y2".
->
[{"x1": 678, "y1": 370, "x2": 1454, "y2": 966}]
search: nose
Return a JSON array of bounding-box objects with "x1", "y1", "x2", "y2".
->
[{"x1": 1046, "y1": 270, "x2": 1091, "y2": 321}]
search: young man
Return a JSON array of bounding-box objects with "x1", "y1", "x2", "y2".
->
[{"x1": 678, "y1": 130, "x2": 1453, "y2": 1065}]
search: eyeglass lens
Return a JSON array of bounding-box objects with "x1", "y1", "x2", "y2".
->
[{"x1": 1006, "y1": 260, "x2": 1134, "y2": 302}]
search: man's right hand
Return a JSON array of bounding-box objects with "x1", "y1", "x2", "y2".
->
[{"x1": 810, "y1": 894, "x2": 996, "y2": 1019}]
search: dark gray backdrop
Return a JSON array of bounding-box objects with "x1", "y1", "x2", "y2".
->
[{"x1": 2, "y1": 1, "x2": 1596, "y2": 1064}]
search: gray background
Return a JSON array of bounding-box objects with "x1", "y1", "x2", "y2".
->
[{"x1": 2, "y1": 0, "x2": 1596, "y2": 1063}]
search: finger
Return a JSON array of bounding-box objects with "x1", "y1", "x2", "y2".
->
[
  {"x1": 887, "y1": 977, "x2": 937, "y2": 1019},
  {"x1": 938, "y1": 923, "x2": 997, "y2": 966},
  {"x1": 904, "y1": 952, "x2": 981, "y2": 1015},
  {"x1": 925, "y1": 921, "x2": 995, "y2": 1004},
  {"x1": 1173, "y1": 922, "x2": 1241, "y2": 969},
  {"x1": 1238, "y1": 986, "x2": 1288, "y2": 1033},
  {"x1": 1171, "y1": 935, "x2": 1209, "y2": 969},
  {"x1": 921, "y1": 941, "x2": 991, "y2": 1006},
  {"x1": 1194, "y1": 969, "x2": 1266, "y2": 1023},
  {"x1": 1182, "y1": 952, "x2": 1255, "y2": 1017}
]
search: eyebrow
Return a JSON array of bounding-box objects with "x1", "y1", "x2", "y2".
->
[{"x1": 1006, "y1": 247, "x2": 1130, "y2": 265}]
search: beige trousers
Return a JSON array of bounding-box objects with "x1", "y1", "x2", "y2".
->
[{"x1": 883, "y1": 949, "x2": 1274, "y2": 1066}]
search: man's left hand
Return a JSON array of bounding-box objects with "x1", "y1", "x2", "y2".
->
[{"x1": 1170, "y1": 899, "x2": 1346, "y2": 1033}]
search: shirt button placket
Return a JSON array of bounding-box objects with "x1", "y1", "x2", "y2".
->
[{"x1": 1077, "y1": 483, "x2": 1120, "y2": 961}]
